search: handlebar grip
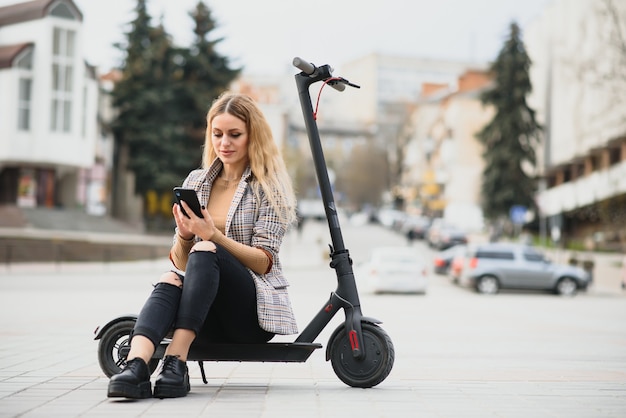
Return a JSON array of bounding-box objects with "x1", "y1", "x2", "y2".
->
[
  {"x1": 331, "y1": 83, "x2": 346, "y2": 92},
  {"x1": 293, "y1": 57, "x2": 316, "y2": 75}
]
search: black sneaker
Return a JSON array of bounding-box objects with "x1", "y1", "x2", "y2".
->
[
  {"x1": 153, "y1": 355, "x2": 190, "y2": 398},
  {"x1": 107, "y1": 358, "x2": 152, "y2": 399}
]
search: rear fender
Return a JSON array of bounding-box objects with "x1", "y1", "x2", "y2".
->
[{"x1": 93, "y1": 315, "x2": 138, "y2": 340}]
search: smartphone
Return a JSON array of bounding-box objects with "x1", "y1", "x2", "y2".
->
[{"x1": 173, "y1": 187, "x2": 204, "y2": 218}]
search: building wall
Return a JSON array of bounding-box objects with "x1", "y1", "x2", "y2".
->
[
  {"x1": 443, "y1": 93, "x2": 491, "y2": 207},
  {"x1": 325, "y1": 53, "x2": 478, "y2": 129},
  {"x1": 0, "y1": 16, "x2": 95, "y2": 168},
  {"x1": 403, "y1": 71, "x2": 492, "y2": 230},
  {"x1": 526, "y1": 0, "x2": 626, "y2": 168},
  {"x1": 0, "y1": 0, "x2": 109, "y2": 214},
  {"x1": 525, "y1": 0, "x2": 626, "y2": 246}
]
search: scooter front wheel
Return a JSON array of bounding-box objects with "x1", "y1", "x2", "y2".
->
[
  {"x1": 327, "y1": 322, "x2": 394, "y2": 388},
  {"x1": 97, "y1": 319, "x2": 160, "y2": 377}
]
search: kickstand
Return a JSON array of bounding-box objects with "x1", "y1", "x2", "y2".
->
[{"x1": 197, "y1": 361, "x2": 208, "y2": 384}]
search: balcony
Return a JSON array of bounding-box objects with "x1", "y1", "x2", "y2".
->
[{"x1": 538, "y1": 160, "x2": 626, "y2": 216}]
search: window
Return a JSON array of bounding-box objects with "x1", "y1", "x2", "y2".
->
[
  {"x1": 523, "y1": 251, "x2": 545, "y2": 262},
  {"x1": 50, "y1": 3, "x2": 77, "y2": 20},
  {"x1": 16, "y1": 48, "x2": 33, "y2": 131},
  {"x1": 81, "y1": 85, "x2": 87, "y2": 137},
  {"x1": 475, "y1": 251, "x2": 514, "y2": 260},
  {"x1": 16, "y1": 49, "x2": 32, "y2": 69},
  {"x1": 18, "y1": 79, "x2": 32, "y2": 130},
  {"x1": 50, "y1": 27, "x2": 75, "y2": 133}
]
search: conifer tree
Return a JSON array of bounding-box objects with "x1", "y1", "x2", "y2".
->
[
  {"x1": 180, "y1": 1, "x2": 240, "y2": 146},
  {"x1": 111, "y1": 0, "x2": 180, "y2": 196},
  {"x1": 110, "y1": 0, "x2": 240, "y2": 224},
  {"x1": 476, "y1": 22, "x2": 542, "y2": 222}
]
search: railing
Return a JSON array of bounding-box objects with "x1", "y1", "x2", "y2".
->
[{"x1": 538, "y1": 160, "x2": 626, "y2": 216}]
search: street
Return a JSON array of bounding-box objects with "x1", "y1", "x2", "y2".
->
[{"x1": 0, "y1": 219, "x2": 625, "y2": 417}]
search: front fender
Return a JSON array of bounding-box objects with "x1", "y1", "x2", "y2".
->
[
  {"x1": 93, "y1": 314, "x2": 138, "y2": 340},
  {"x1": 325, "y1": 316, "x2": 382, "y2": 361}
]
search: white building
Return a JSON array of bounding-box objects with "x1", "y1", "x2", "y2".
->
[
  {"x1": 0, "y1": 0, "x2": 111, "y2": 215},
  {"x1": 526, "y1": 0, "x2": 626, "y2": 248},
  {"x1": 327, "y1": 53, "x2": 476, "y2": 130},
  {"x1": 401, "y1": 69, "x2": 492, "y2": 231},
  {"x1": 311, "y1": 53, "x2": 481, "y2": 206}
]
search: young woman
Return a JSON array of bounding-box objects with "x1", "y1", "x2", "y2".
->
[{"x1": 107, "y1": 92, "x2": 298, "y2": 399}]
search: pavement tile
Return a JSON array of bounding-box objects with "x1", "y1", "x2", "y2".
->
[{"x1": 1, "y1": 223, "x2": 625, "y2": 417}]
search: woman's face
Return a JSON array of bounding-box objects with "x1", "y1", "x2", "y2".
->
[{"x1": 211, "y1": 112, "x2": 249, "y2": 167}]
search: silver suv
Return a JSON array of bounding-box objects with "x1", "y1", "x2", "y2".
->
[{"x1": 458, "y1": 243, "x2": 591, "y2": 296}]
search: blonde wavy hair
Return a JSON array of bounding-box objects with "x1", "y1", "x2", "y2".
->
[{"x1": 202, "y1": 92, "x2": 297, "y2": 225}]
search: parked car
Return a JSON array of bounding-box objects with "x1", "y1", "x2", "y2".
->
[
  {"x1": 374, "y1": 208, "x2": 406, "y2": 230},
  {"x1": 433, "y1": 226, "x2": 468, "y2": 250},
  {"x1": 457, "y1": 243, "x2": 591, "y2": 296},
  {"x1": 426, "y1": 218, "x2": 452, "y2": 248},
  {"x1": 356, "y1": 247, "x2": 429, "y2": 294},
  {"x1": 433, "y1": 244, "x2": 466, "y2": 275},
  {"x1": 448, "y1": 248, "x2": 466, "y2": 284},
  {"x1": 402, "y1": 215, "x2": 431, "y2": 241}
]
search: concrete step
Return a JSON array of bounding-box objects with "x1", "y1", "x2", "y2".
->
[
  {"x1": 0, "y1": 205, "x2": 28, "y2": 228},
  {"x1": 0, "y1": 235, "x2": 170, "y2": 264},
  {"x1": 21, "y1": 207, "x2": 144, "y2": 234}
]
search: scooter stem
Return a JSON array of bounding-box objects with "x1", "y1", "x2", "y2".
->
[
  {"x1": 295, "y1": 66, "x2": 346, "y2": 253},
  {"x1": 294, "y1": 63, "x2": 365, "y2": 356}
]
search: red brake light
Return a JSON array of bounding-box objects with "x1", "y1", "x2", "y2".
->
[
  {"x1": 451, "y1": 258, "x2": 462, "y2": 273},
  {"x1": 434, "y1": 258, "x2": 444, "y2": 267},
  {"x1": 469, "y1": 257, "x2": 478, "y2": 269}
]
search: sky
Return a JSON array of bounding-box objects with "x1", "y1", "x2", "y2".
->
[{"x1": 2, "y1": 0, "x2": 553, "y2": 74}]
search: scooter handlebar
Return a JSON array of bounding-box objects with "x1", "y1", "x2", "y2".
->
[
  {"x1": 330, "y1": 82, "x2": 346, "y2": 92},
  {"x1": 292, "y1": 57, "x2": 316, "y2": 75},
  {"x1": 292, "y1": 57, "x2": 346, "y2": 91}
]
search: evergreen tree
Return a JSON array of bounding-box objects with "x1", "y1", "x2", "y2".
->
[
  {"x1": 111, "y1": 0, "x2": 181, "y2": 196},
  {"x1": 110, "y1": 0, "x2": 239, "y2": 224},
  {"x1": 180, "y1": 1, "x2": 240, "y2": 146},
  {"x1": 476, "y1": 22, "x2": 542, "y2": 222}
]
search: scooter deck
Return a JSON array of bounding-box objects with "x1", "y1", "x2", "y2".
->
[{"x1": 184, "y1": 342, "x2": 323, "y2": 362}]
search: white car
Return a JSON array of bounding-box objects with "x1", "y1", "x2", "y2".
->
[{"x1": 356, "y1": 247, "x2": 429, "y2": 294}]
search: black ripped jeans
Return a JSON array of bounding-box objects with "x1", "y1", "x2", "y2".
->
[{"x1": 132, "y1": 244, "x2": 274, "y2": 349}]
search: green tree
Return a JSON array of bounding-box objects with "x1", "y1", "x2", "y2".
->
[
  {"x1": 177, "y1": 1, "x2": 240, "y2": 158},
  {"x1": 476, "y1": 21, "x2": 542, "y2": 222},
  {"x1": 110, "y1": 0, "x2": 239, "y2": 224},
  {"x1": 111, "y1": 0, "x2": 182, "y2": 196}
]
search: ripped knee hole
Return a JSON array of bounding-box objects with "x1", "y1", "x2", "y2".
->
[
  {"x1": 157, "y1": 271, "x2": 183, "y2": 288},
  {"x1": 190, "y1": 241, "x2": 216, "y2": 254}
]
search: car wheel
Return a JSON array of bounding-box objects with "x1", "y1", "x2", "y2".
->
[
  {"x1": 556, "y1": 277, "x2": 578, "y2": 296},
  {"x1": 476, "y1": 275, "x2": 499, "y2": 294}
]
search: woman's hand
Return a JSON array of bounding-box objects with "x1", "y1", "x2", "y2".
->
[{"x1": 172, "y1": 202, "x2": 215, "y2": 241}]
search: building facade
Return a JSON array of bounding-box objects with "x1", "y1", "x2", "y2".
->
[
  {"x1": 315, "y1": 53, "x2": 482, "y2": 209},
  {"x1": 526, "y1": 0, "x2": 626, "y2": 249},
  {"x1": 0, "y1": 0, "x2": 111, "y2": 216},
  {"x1": 401, "y1": 69, "x2": 492, "y2": 231}
]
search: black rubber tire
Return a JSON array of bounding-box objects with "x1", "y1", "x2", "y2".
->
[
  {"x1": 97, "y1": 319, "x2": 159, "y2": 377},
  {"x1": 555, "y1": 277, "x2": 578, "y2": 296},
  {"x1": 328, "y1": 322, "x2": 395, "y2": 388},
  {"x1": 476, "y1": 275, "x2": 499, "y2": 294}
]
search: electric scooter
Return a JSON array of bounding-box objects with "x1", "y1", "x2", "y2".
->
[{"x1": 94, "y1": 57, "x2": 395, "y2": 388}]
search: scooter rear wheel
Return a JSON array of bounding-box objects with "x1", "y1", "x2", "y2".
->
[
  {"x1": 328, "y1": 322, "x2": 394, "y2": 388},
  {"x1": 97, "y1": 319, "x2": 160, "y2": 377}
]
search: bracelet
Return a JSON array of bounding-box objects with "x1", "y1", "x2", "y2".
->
[{"x1": 177, "y1": 233, "x2": 194, "y2": 242}]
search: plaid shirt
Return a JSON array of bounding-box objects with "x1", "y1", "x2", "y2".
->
[{"x1": 179, "y1": 159, "x2": 298, "y2": 335}]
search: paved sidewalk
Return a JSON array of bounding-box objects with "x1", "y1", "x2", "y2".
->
[{"x1": 1, "y1": 221, "x2": 625, "y2": 417}]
